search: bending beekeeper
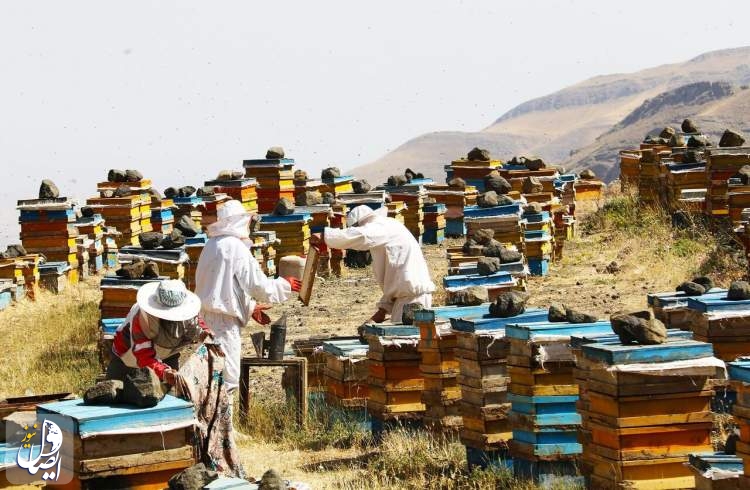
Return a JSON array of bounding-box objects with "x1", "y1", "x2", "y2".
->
[
  {"x1": 195, "y1": 200, "x2": 301, "y2": 392},
  {"x1": 310, "y1": 204, "x2": 435, "y2": 324}
]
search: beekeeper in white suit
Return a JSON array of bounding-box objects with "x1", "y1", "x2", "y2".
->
[
  {"x1": 310, "y1": 204, "x2": 435, "y2": 324},
  {"x1": 195, "y1": 200, "x2": 301, "y2": 391}
]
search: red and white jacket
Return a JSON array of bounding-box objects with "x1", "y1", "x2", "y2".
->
[{"x1": 112, "y1": 304, "x2": 209, "y2": 380}]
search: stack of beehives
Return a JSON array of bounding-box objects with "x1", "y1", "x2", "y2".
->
[
  {"x1": 243, "y1": 155, "x2": 295, "y2": 214},
  {"x1": 150, "y1": 196, "x2": 175, "y2": 234},
  {"x1": 507, "y1": 318, "x2": 612, "y2": 485},
  {"x1": 647, "y1": 287, "x2": 724, "y2": 331},
  {"x1": 682, "y1": 291, "x2": 750, "y2": 363},
  {"x1": 619, "y1": 149, "x2": 642, "y2": 190},
  {"x1": 172, "y1": 193, "x2": 203, "y2": 233},
  {"x1": 183, "y1": 233, "x2": 207, "y2": 291},
  {"x1": 364, "y1": 323, "x2": 425, "y2": 434},
  {"x1": 17, "y1": 197, "x2": 80, "y2": 287},
  {"x1": 579, "y1": 336, "x2": 720, "y2": 489},
  {"x1": 292, "y1": 336, "x2": 337, "y2": 393},
  {"x1": 258, "y1": 212, "x2": 311, "y2": 265},
  {"x1": 37, "y1": 395, "x2": 196, "y2": 489},
  {"x1": 102, "y1": 227, "x2": 121, "y2": 270},
  {"x1": 386, "y1": 201, "x2": 406, "y2": 223},
  {"x1": 426, "y1": 183, "x2": 479, "y2": 237},
  {"x1": 321, "y1": 338, "x2": 369, "y2": 408},
  {"x1": 552, "y1": 205, "x2": 575, "y2": 261},
  {"x1": 522, "y1": 208, "x2": 553, "y2": 276},
  {"x1": 705, "y1": 148, "x2": 750, "y2": 218},
  {"x1": 663, "y1": 160, "x2": 707, "y2": 213},
  {"x1": 87, "y1": 175, "x2": 151, "y2": 247},
  {"x1": 296, "y1": 204, "x2": 332, "y2": 274},
  {"x1": 464, "y1": 201, "x2": 524, "y2": 251},
  {"x1": 728, "y1": 360, "x2": 750, "y2": 489},
  {"x1": 422, "y1": 202, "x2": 446, "y2": 244},
  {"x1": 728, "y1": 176, "x2": 750, "y2": 225},
  {"x1": 388, "y1": 188, "x2": 426, "y2": 242},
  {"x1": 206, "y1": 174, "x2": 258, "y2": 213},
  {"x1": 249, "y1": 230, "x2": 278, "y2": 276},
  {"x1": 413, "y1": 309, "x2": 461, "y2": 431},
  {"x1": 0, "y1": 254, "x2": 35, "y2": 301},
  {"x1": 75, "y1": 214, "x2": 106, "y2": 274},
  {"x1": 118, "y1": 246, "x2": 189, "y2": 282},
  {"x1": 637, "y1": 145, "x2": 671, "y2": 205},
  {"x1": 74, "y1": 235, "x2": 92, "y2": 280}
]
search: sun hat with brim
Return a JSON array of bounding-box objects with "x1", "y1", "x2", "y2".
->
[{"x1": 136, "y1": 279, "x2": 202, "y2": 322}]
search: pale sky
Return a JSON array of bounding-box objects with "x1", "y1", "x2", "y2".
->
[{"x1": 2, "y1": 0, "x2": 750, "y2": 241}]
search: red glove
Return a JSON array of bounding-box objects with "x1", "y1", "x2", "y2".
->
[
  {"x1": 284, "y1": 276, "x2": 302, "y2": 292},
  {"x1": 251, "y1": 304, "x2": 272, "y2": 325}
]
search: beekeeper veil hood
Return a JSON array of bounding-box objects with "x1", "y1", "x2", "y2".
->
[
  {"x1": 207, "y1": 199, "x2": 252, "y2": 239},
  {"x1": 346, "y1": 205, "x2": 388, "y2": 227}
]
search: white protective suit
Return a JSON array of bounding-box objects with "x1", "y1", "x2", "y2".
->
[
  {"x1": 195, "y1": 201, "x2": 292, "y2": 391},
  {"x1": 323, "y1": 205, "x2": 436, "y2": 322}
]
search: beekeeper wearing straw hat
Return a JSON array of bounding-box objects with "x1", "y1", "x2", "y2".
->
[
  {"x1": 310, "y1": 204, "x2": 435, "y2": 324},
  {"x1": 195, "y1": 200, "x2": 301, "y2": 391}
]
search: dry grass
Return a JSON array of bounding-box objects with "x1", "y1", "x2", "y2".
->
[{"x1": 0, "y1": 279, "x2": 101, "y2": 399}]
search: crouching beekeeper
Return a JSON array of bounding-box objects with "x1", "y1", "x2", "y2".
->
[
  {"x1": 310, "y1": 204, "x2": 435, "y2": 324},
  {"x1": 195, "y1": 200, "x2": 301, "y2": 392}
]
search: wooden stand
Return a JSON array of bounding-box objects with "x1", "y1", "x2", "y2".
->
[{"x1": 238, "y1": 357, "x2": 308, "y2": 427}]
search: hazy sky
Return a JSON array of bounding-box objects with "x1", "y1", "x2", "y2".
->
[{"x1": 2, "y1": 1, "x2": 750, "y2": 241}]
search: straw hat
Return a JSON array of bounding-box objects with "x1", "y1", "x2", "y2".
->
[{"x1": 136, "y1": 279, "x2": 201, "y2": 322}]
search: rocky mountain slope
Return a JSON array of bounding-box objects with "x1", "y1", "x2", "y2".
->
[{"x1": 352, "y1": 46, "x2": 750, "y2": 184}]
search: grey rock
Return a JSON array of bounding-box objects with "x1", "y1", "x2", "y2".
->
[
  {"x1": 293, "y1": 169, "x2": 308, "y2": 183},
  {"x1": 566, "y1": 307, "x2": 597, "y2": 324},
  {"x1": 659, "y1": 127, "x2": 676, "y2": 139},
  {"x1": 321, "y1": 192, "x2": 335, "y2": 204},
  {"x1": 108, "y1": 169, "x2": 127, "y2": 182},
  {"x1": 477, "y1": 191, "x2": 499, "y2": 208},
  {"x1": 122, "y1": 367, "x2": 164, "y2": 408},
  {"x1": 524, "y1": 202, "x2": 543, "y2": 215},
  {"x1": 522, "y1": 176, "x2": 543, "y2": 194},
  {"x1": 644, "y1": 135, "x2": 669, "y2": 145},
  {"x1": 196, "y1": 186, "x2": 215, "y2": 197},
  {"x1": 117, "y1": 258, "x2": 145, "y2": 279},
  {"x1": 295, "y1": 190, "x2": 322, "y2": 206},
  {"x1": 175, "y1": 215, "x2": 201, "y2": 237},
  {"x1": 387, "y1": 174, "x2": 408, "y2": 187},
  {"x1": 669, "y1": 133, "x2": 686, "y2": 147},
  {"x1": 738, "y1": 165, "x2": 750, "y2": 185},
  {"x1": 483, "y1": 242, "x2": 522, "y2": 263},
  {"x1": 401, "y1": 303, "x2": 422, "y2": 326},
  {"x1": 125, "y1": 169, "x2": 143, "y2": 182},
  {"x1": 611, "y1": 313, "x2": 667, "y2": 345},
  {"x1": 462, "y1": 238, "x2": 482, "y2": 256},
  {"x1": 448, "y1": 286, "x2": 488, "y2": 306},
  {"x1": 259, "y1": 469, "x2": 285, "y2": 490},
  {"x1": 39, "y1": 179, "x2": 60, "y2": 199},
  {"x1": 688, "y1": 134, "x2": 711, "y2": 148},
  {"x1": 321, "y1": 167, "x2": 341, "y2": 180},
  {"x1": 448, "y1": 177, "x2": 466, "y2": 189},
  {"x1": 142, "y1": 261, "x2": 160, "y2": 279},
  {"x1": 682, "y1": 150, "x2": 699, "y2": 164},
  {"x1": 273, "y1": 197, "x2": 295, "y2": 216},
  {"x1": 579, "y1": 169, "x2": 596, "y2": 180},
  {"x1": 682, "y1": 119, "x2": 699, "y2": 133},
  {"x1": 164, "y1": 187, "x2": 178, "y2": 199},
  {"x1": 114, "y1": 184, "x2": 131, "y2": 197},
  {"x1": 177, "y1": 186, "x2": 196, "y2": 198},
  {"x1": 5, "y1": 244, "x2": 27, "y2": 258},
  {"x1": 266, "y1": 146, "x2": 285, "y2": 159},
  {"x1": 692, "y1": 276, "x2": 713, "y2": 291},
  {"x1": 352, "y1": 179, "x2": 372, "y2": 194},
  {"x1": 728, "y1": 281, "x2": 750, "y2": 300},
  {"x1": 496, "y1": 195, "x2": 515, "y2": 206},
  {"x1": 84, "y1": 380, "x2": 124, "y2": 405},
  {"x1": 720, "y1": 129, "x2": 746, "y2": 147},
  {"x1": 100, "y1": 189, "x2": 115, "y2": 198},
  {"x1": 148, "y1": 187, "x2": 163, "y2": 200},
  {"x1": 467, "y1": 147, "x2": 490, "y2": 162},
  {"x1": 161, "y1": 230, "x2": 185, "y2": 249},
  {"x1": 524, "y1": 157, "x2": 545, "y2": 171},
  {"x1": 477, "y1": 257, "x2": 502, "y2": 276},
  {"x1": 139, "y1": 232, "x2": 164, "y2": 250},
  {"x1": 548, "y1": 304, "x2": 567, "y2": 322},
  {"x1": 489, "y1": 291, "x2": 529, "y2": 318},
  {"x1": 725, "y1": 433, "x2": 739, "y2": 455},
  {"x1": 472, "y1": 229, "x2": 495, "y2": 246},
  {"x1": 168, "y1": 463, "x2": 218, "y2": 490},
  {"x1": 404, "y1": 168, "x2": 417, "y2": 181},
  {"x1": 484, "y1": 171, "x2": 512, "y2": 195},
  {"x1": 676, "y1": 281, "x2": 705, "y2": 296}
]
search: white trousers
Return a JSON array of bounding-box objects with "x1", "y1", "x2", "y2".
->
[
  {"x1": 202, "y1": 310, "x2": 244, "y2": 392},
  {"x1": 390, "y1": 293, "x2": 433, "y2": 323}
]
